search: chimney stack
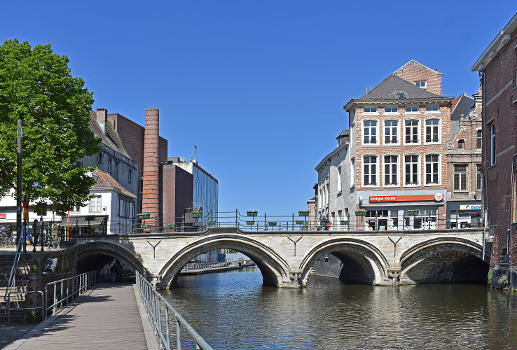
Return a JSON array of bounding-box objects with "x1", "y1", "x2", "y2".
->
[
  {"x1": 96, "y1": 108, "x2": 108, "y2": 136},
  {"x1": 141, "y1": 108, "x2": 160, "y2": 223}
]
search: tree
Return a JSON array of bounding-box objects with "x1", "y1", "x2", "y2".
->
[{"x1": 0, "y1": 39, "x2": 101, "y2": 212}]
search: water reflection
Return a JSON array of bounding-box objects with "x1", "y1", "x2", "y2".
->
[{"x1": 160, "y1": 268, "x2": 517, "y2": 350}]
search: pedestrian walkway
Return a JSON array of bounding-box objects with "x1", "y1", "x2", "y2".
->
[{"x1": 6, "y1": 284, "x2": 149, "y2": 350}]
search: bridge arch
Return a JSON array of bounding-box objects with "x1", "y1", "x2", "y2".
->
[
  {"x1": 75, "y1": 241, "x2": 151, "y2": 279},
  {"x1": 158, "y1": 234, "x2": 291, "y2": 288},
  {"x1": 399, "y1": 237, "x2": 489, "y2": 284},
  {"x1": 298, "y1": 238, "x2": 391, "y2": 286}
]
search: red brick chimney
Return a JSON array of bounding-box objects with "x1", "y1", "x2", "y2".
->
[{"x1": 141, "y1": 108, "x2": 160, "y2": 223}]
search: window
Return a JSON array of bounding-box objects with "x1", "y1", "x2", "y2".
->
[
  {"x1": 425, "y1": 105, "x2": 440, "y2": 112},
  {"x1": 363, "y1": 120, "x2": 377, "y2": 144},
  {"x1": 384, "y1": 120, "x2": 398, "y2": 144},
  {"x1": 128, "y1": 169, "x2": 132, "y2": 184},
  {"x1": 364, "y1": 107, "x2": 377, "y2": 113},
  {"x1": 454, "y1": 165, "x2": 468, "y2": 191},
  {"x1": 425, "y1": 119, "x2": 440, "y2": 143},
  {"x1": 476, "y1": 130, "x2": 482, "y2": 149},
  {"x1": 108, "y1": 159, "x2": 112, "y2": 174},
  {"x1": 404, "y1": 155, "x2": 419, "y2": 185},
  {"x1": 384, "y1": 155, "x2": 398, "y2": 186},
  {"x1": 363, "y1": 155, "x2": 377, "y2": 186},
  {"x1": 458, "y1": 139, "x2": 465, "y2": 149},
  {"x1": 425, "y1": 154, "x2": 439, "y2": 184},
  {"x1": 385, "y1": 107, "x2": 398, "y2": 113},
  {"x1": 326, "y1": 183, "x2": 330, "y2": 204},
  {"x1": 477, "y1": 164, "x2": 482, "y2": 191},
  {"x1": 89, "y1": 196, "x2": 102, "y2": 213},
  {"x1": 406, "y1": 106, "x2": 418, "y2": 113},
  {"x1": 405, "y1": 120, "x2": 419, "y2": 144},
  {"x1": 337, "y1": 166, "x2": 342, "y2": 193},
  {"x1": 350, "y1": 158, "x2": 355, "y2": 187},
  {"x1": 490, "y1": 123, "x2": 496, "y2": 166},
  {"x1": 415, "y1": 80, "x2": 427, "y2": 88}
]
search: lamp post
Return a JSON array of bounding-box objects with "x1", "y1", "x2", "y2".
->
[{"x1": 16, "y1": 119, "x2": 23, "y2": 254}]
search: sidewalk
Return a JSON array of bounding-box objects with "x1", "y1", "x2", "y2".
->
[{"x1": 2, "y1": 284, "x2": 151, "y2": 350}]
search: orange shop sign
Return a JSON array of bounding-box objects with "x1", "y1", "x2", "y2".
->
[{"x1": 369, "y1": 194, "x2": 443, "y2": 203}]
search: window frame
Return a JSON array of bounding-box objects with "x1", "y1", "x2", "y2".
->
[
  {"x1": 404, "y1": 119, "x2": 420, "y2": 145},
  {"x1": 425, "y1": 105, "x2": 440, "y2": 113},
  {"x1": 403, "y1": 154, "x2": 420, "y2": 186},
  {"x1": 424, "y1": 118, "x2": 441, "y2": 144},
  {"x1": 362, "y1": 119, "x2": 379, "y2": 145},
  {"x1": 384, "y1": 106, "x2": 399, "y2": 114},
  {"x1": 89, "y1": 195, "x2": 102, "y2": 213},
  {"x1": 383, "y1": 119, "x2": 400, "y2": 145},
  {"x1": 337, "y1": 166, "x2": 342, "y2": 193},
  {"x1": 405, "y1": 106, "x2": 419, "y2": 113},
  {"x1": 415, "y1": 80, "x2": 427, "y2": 88},
  {"x1": 489, "y1": 123, "x2": 496, "y2": 166},
  {"x1": 476, "y1": 129, "x2": 482, "y2": 149},
  {"x1": 476, "y1": 164, "x2": 482, "y2": 191},
  {"x1": 458, "y1": 139, "x2": 465, "y2": 149},
  {"x1": 383, "y1": 154, "x2": 399, "y2": 187},
  {"x1": 424, "y1": 154, "x2": 440, "y2": 185},
  {"x1": 453, "y1": 164, "x2": 468, "y2": 192},
  {"x1": 363, "y1": 106, "x2": 378, "y2": 114},
  {"x1": 362, "y1": 155, "x2": 378, "y2": 187}
]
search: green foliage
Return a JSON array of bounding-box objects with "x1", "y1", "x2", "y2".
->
[
  {"x1": 30, "y1": 264, "x2": 38, "y2": 272},
  {"x1": 0, "y1": 39, "x2": 100, "y2": 210},
  {"x1": 26, "y1": 310, "x2": 36, "y2": 323},
  {"x1": 498, "y1": 275, "x2": 509, "y2": 288},
  {"x1": 487, "y1": 270, "x2": 493, "y2": 287}
]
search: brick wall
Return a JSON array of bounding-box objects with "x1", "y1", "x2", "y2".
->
[
  {"x1": 394, "y1": 60, "x2": 443, "y2": 95},
  {"x1": 354, "y1": 104, "x2": 450, "y2": 193},
  {"x1": 483, "y1": 30, "x2": 517, "y2": 270},
  {"x1": 142, "y1": 108, "x2": 160, "y2": 221}
]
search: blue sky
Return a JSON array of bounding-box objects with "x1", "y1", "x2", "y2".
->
[{"x1": 2, "y1": 1, "x2": 515, "y2": 215}]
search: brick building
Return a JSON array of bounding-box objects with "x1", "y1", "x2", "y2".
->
[
  {"x1": 472, "y1": 13, "x2": 517, "y2": 288},
  {"x1": 106, "y1": 109, "x2": 168, "y2": 225},
  {"x1": 343, "y1": 60, "x2": 453, "y2": 230},
  {"x1": 445, "y1": 90, "x2": 483, "y2": 228}
]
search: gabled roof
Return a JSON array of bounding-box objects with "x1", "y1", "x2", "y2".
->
[
  {"x1": 88, "y1": 112, "x2": 132, "y2": 160},
  {"x1": 344, "y1": 74, "x2": 451, "y2": 111},
  {"x1": 393, "y1": 60, "x2": 443, "y2": 76},
  {"x1": 91, "y1": 169, "x2": 136, "y2": 198},
  {"x1": 451, "y1": 94, "x2": 475, "y2": 121}
]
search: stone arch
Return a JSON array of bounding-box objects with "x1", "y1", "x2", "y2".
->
[
  {"x1": 75, "y1": 241, "x2": 151, "y2": 279},
  {"x1": 298, "y1": 238, "x2": 391, "y2": 286},
  {"x1": 158, "y1": 234, "x2": 291, "y2": 288},
  {"x1": 399, "y1": 237, "x2": 488, "y2": 284}
]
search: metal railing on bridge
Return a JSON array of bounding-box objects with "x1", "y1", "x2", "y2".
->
[
  {"x1": 102, "y1": 209, "x2": 483, "y2": 234},
  {"x1": 136, "y1": 271, "x2": 214, "y2": 350}
]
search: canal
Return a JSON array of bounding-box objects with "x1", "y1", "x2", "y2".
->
[{"x1": 160, "y1": 267, "x2": 517, "y2": 350}]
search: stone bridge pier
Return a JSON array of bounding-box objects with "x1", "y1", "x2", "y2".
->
[{"x1": 72, "y1": 228, "x2": 487, "y2": 288}]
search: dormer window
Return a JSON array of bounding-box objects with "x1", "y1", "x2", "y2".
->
[
  {"x1": 364, "y1": 107, "x2": 377, "y2": 113},
  {"x1": 415, "y1": 80, "x2": 427, "y2": 88}
]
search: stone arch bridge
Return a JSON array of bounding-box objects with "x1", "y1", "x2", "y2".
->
[{"x1": 72, "y1": 228, "x2": 487, "y2": 288}]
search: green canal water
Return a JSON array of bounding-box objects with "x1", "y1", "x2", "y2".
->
[{"x1": 160, "y1": 267, "x2": 517, "y2": 350}]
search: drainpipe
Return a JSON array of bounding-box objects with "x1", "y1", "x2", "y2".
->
[{"x1": 480, "y1": 71, "x2": 488, "y2": 261}]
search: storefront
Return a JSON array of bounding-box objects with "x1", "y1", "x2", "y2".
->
[
  {"x1": 446, "y1": 202, "x2": 482, "y2": 228},
  {"x1": 357, "y1": 191, "x2": 446, "y2": 231}
]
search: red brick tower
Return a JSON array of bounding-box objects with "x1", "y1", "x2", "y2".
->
[{"x1": 141, "y1": 108, "x2": 160, "y2": 222}]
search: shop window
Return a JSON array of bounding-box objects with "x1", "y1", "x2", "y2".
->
[
  {"x1": 384, "y1": 120, "x2": 398, "y2": 144},
  {"x1": 384, "y1": 155, "x2": 398, "y2": 186},
  {"x1": 404, "y1": 155, "x2": 419, "y2": 185},
  {"x1": 454, "y1": 164, "x2": 468, "y2": 191},
  {"x1": 425, "y1": 154, "x2": 439, "y2": 184},
  {"x1": 363, "y1": 155, "x2": 378, "y2": 186},
  {"x1": 425, "y1": 119, "x2": 440, "y2": 143},
  {"x1": 405, "y1": 119, "x2": 419, "y2": 144}
]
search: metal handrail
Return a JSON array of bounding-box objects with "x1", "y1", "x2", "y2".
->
[
  {"x1": 4, "y1": 229, "x2": 25, "y2": 301},
  {"x1": 5, "y1": 290, "x2": 44, "y2": 323},
  {"x1": 135, "y1": 271, "x2": 214, "y2": 350},
  {"x1": 44, "y1": 271, "x2": 96, "y2": 319}
]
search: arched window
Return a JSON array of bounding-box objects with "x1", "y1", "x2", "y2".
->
[{"x1": 458, "y1": 139, "x2": 465, "y2": 149}]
